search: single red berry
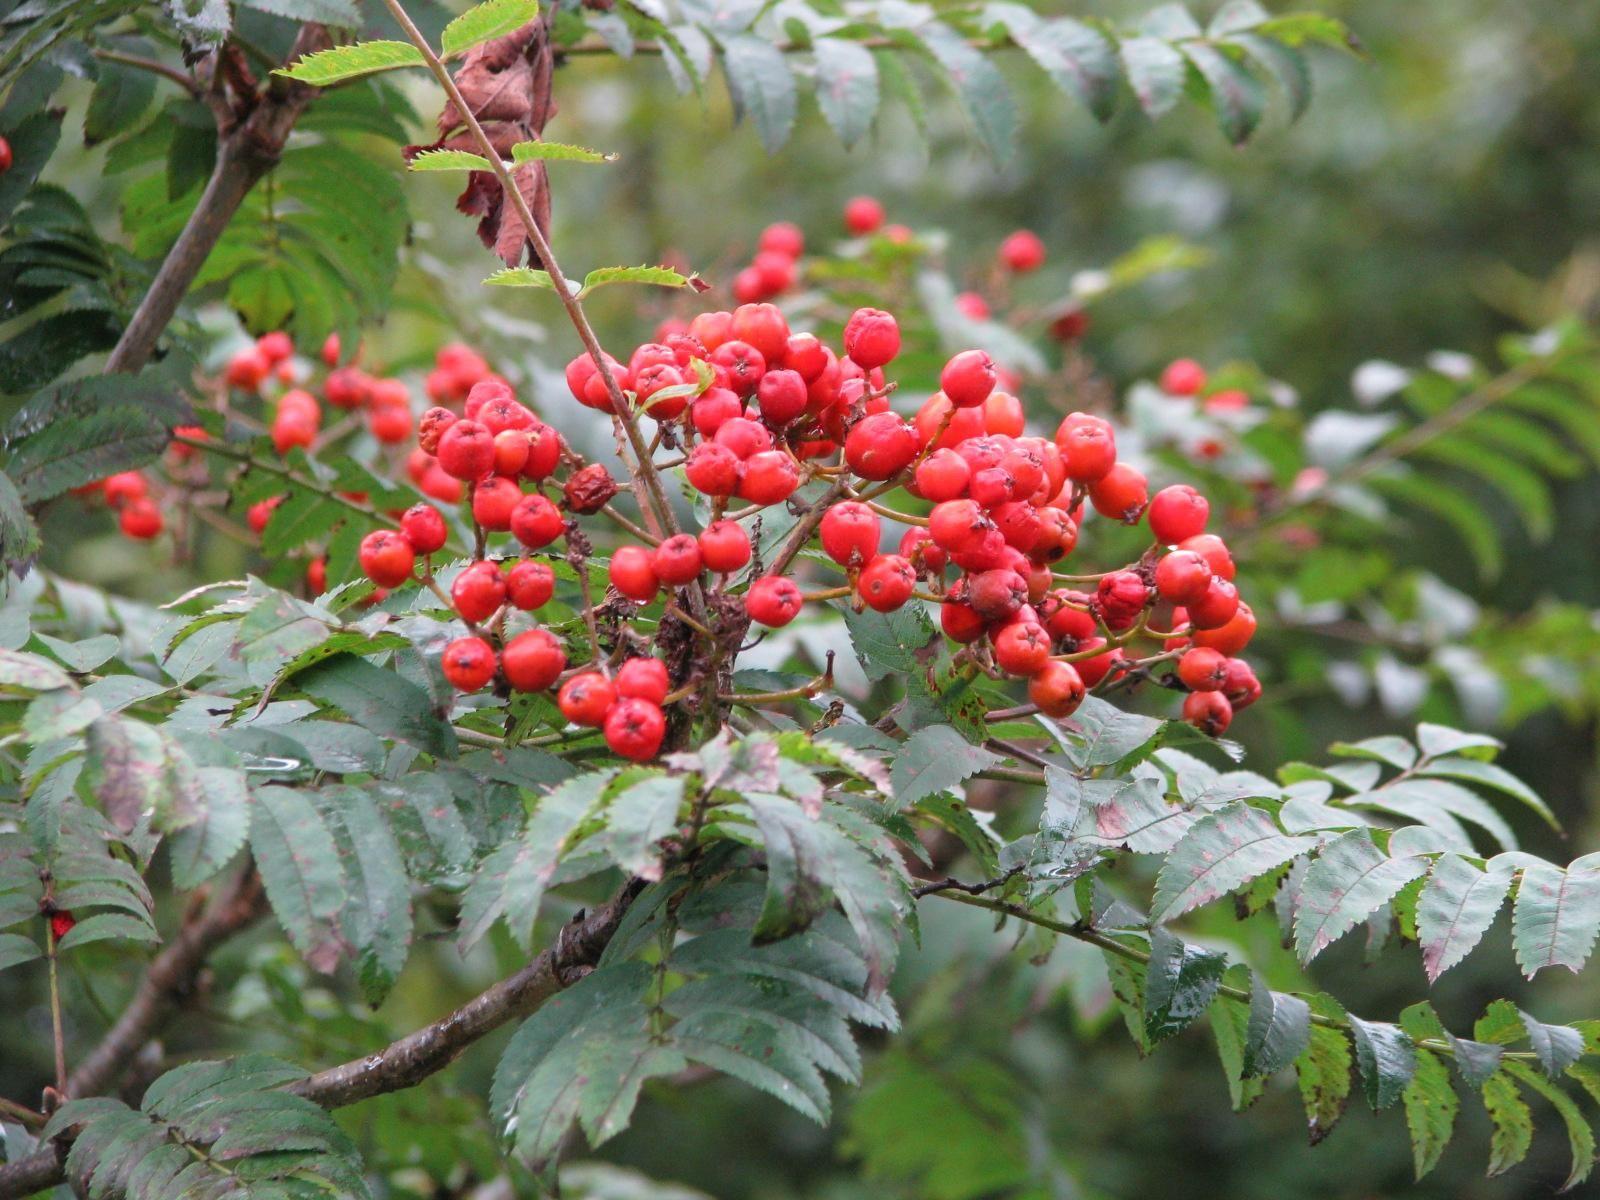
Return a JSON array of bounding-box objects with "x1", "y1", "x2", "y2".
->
[
  {"x1": 941, "y1": 594, "x2": 987, "y2": 643},
  {"x1": 842, "y1": 308, "x2": 900, "y2": 370},
  {"x1": 844, "y1": 195, "x2": 885, "y2": 234},
  {"x1": 49, "y1": 910, "x2": 75, "y2": 940},
  {"x1": 784, "y1": 333, "x2": 829, "y2": 382},
  {"x1": 1222, "y1": 658, "x2": 1262, "y2": 709},
  {"x1": 999, "y1": 230, "x2": 1046, "y2": 273},
  {"x1": 506, "y1": 560, "x2": 555, "y2": 610},
  {"x1": 711, "y1": 340, "x2": 767, "y2": 397},
  {"x1": 559, "y1": 671, "x2": 616, "y2": 726},
  {"x1": 437, "y1": 419, "x2": 496, "y2": 481},
  {"x1": 652, "y1": 534, "x2": 703, "y2": 587},
  {"x1": 1032, "y1": 507, "x2": 1078, "y2": 563},
  {"x1": 819, "y1": 501, "x2": 881, "y2": 566},
  {"x1": 1161, "y1": 358, "x2": 1208, "y2": 396},
  {"x1": 857, "y1": 554, "x2": 915, "y2": 612},
  {"x1": 1192, "y1": 602, "x2": 1256, "y2": 656},
  {"x1": 358, "y1": 530, "x2": 416, "y2": 588},
  {"x1": 271, "y1": 411, "x2": 316, "y2": 456},
  {"x1": 1087, "y1": 462, "x2": 1149, "y2": 523},
  {"x1": 478, "y1": 395, "x2": 534, "y2": 436},
  {"x1": 0, "y1": 136, "x2": 13, "y2": 174},
  {"x1": 451, "y1": 561, "x2": 507, "y2": 623},
  {"x1": 1148, "y1": 484, "x2": 1210, "y2": 544},
  {"x1": 1178, "y1": 533, "x2": 1236, "y2": 582},
  {"x1": 1097, "y1": 570, "x2": 1150, "y2": 621},
  {"x1": 746, "y1": 575, "x2": 804, "y2": 627},
  {"x1": 1041, "y1": 590, "x2": 1096, "y2": 644},
  {"x1": 616, "y1": 657, "x2": 670, "y2": 705},
  {"x1": 225, "y1": 348, "x2": 270, "y2": 390},
  {"x1": 684, "y1": 443, "x2": 743, "y2": 497},
  {"x1": 119, "y1": 498, "x2": 163, "y2": 539},
  {"x1": 635, "y1": 362, "x2": 689, "y2": 419},
  {"x1": 758, "y1": 221, "x2": 804, "y2": 259},
  {"x1": 1029, "y1": 661, "x2": 1085, "y2": 717},
  {"x1": 968, "y1": 568, "x2": 1027, "y2": 622},
  {"x1": 256, "y1": 330, "x2": 292, "y2": 364},
  {"x1": 714, "y1": 417, "x2": 773, "y2": 460},
  {"x1": 691, "y1": 388, "x2": 743, "y2": 438},
  {"x1": 1177, "y1": 647, "x2": 1228, "y2": 692},
  {"x1": 246, "y1": 496, "x2": 281, "y2": 535},
  {"x1": 501, "y1": 629, "x2": 567, "y2": 692},
  {"x1": 756, "y1": 368, "x2": 808, "y2": 426},
  {"x1": 994, "y1": 620, "x2": 1052, "y2": 676},
  {"x1": 940, "y1": 350, "x2": 998, "y2": 408},
  {"x1": 523, "y1": 423, "x2": 563, "y2": 480},
  {"x1": 510, "y1": 494, "x2": 566, "y2": 549},
  {"x1": 400, "y1": 504, "x2": 448, "y2": 555},
  {"x1": 418, "y1": 407, "x2": 457, "y2": 455},
  {"x1": 605, "y1": 697, "x2": 667, "y2": 762},
  {"x1": 321, "y1": 332, "x2": 342, "y2": 366},
  {"x1": 1183, "y1": 689, "x2": 1232, "y2": 736},
  {"x1": 492, "y1": 429, "x2": 531, "y2": 477},
  {"x1": 306, "y1": 556, "x2": 327, "y2": 593},
  {"x1": 730, "y1": 303, "x2": 791, "y2": 364},
  {"x1": 737, "y1": 450, "x2": 800, "y2": 506},
  {"x1": 471, "y1": 476, "x2": 522, "y2": 531},
  {"x1": 1055, "y1": 413, "x2": 1117, "y2": 482},
  {"x1": 1188, "y1": 577, "x2": 1241, "y2": 630},
  {"x1": 1154, "y1": 549, "x2": 1212, "y2": 605},
  {"x1": 928, "y1": 499, "x2": 990, "y2": 554},
  {"x1": 751, "y1": 251, "x2": 797, "y2": 295},
  {"x1": 899, "y1": 526, "x2": 946, "y2": 574},
  {"x1": 421, "y1": 467, "x2": 464, "y2": 505},
  {"x1": 914, "y1": 449, "x2": 971, "y2": 502},
  {"x1": 325, "y1": 367, "x2": 369, "y2": 410},
  {"x1": 699, "y1": 520, "x2": 752, "y2": 573},
  {"x1": 610, "y1": 545, "x2": 659, "y2": 603},
  {"x1": 688, "y1": 310, "x2": 734, "y2": 351},
  {"x1": 564, "y1": 463, "x2": 621, "y2": 514},
  {"x1": 103, "y1": 471, "x2": 148, "y2": 507},
  {"x1": 844, "y1": 412, "x2": 918, "y2": 481},
  {"x1": 441, "y1": 636, "x2": 497, "y2": 691},
  {"x1": 369, "y1": 401, "x2": 412, "y2": 444}
]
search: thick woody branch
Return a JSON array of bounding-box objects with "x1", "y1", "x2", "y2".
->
[{"x1": 105, "y1": 24, "x2": 330, "y2": 375}]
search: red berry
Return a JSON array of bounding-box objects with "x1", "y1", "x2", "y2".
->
[
  {"x1": 492, "y1": 429, "x2": 531, "y2": 477},
  {"x1": 48, "y1": 910, "x2": 74, "y2": 940},
  {"x1": 1188, "y1": 577, "x2": 1240, "y2": 630},
  {"x1": 940, "y1": 350, "x2": 997, "y2": 408},
  {"x1": 369, "y1": 401, "x2": 412, "y2": 444},
  {"x1": 751, "y1": 251, "x2": 797, "y2": 295},
  {"x1": 118, "y1": 497, "x2": 163, "y2": 539},
  {"x1": 756, "y1": 368, "x2": 808, "y2": 425},
  {"x1": 1154, "y1": 549, "x2": 1211, "y2": 605},
  {"x1": 999, "y1": 230, "x2": 1046, "y2": 273},
  {"x1": 1087, "y1": 462, "x2": 1149, "y2": 523},
  {"x1": 605, "y1": 697, "x2": 667, "y2": 762},
  {"x1": 784, "y1": 333, "x2": 829, "y2": 382},
  {"x1": 819, "y1": 501, "x2": 881, "y2": 566},
  {"x1": 1041, "y1": 590, "x2": 1096, "y2": 644},
  {"x1": 1160, "y1": 358, "x2": 1207, "y2": 396},
  {"x1": 418, "y1": 407, "x2": 457, "y2": 455},
  {"x1": 844, "y1": 413, "x2": 918, "y2": 480},
  {"x1": 610, "y1": 545, "x2": 659, "y2": 603},
  {"x1": 1147, "y1": 484, "x2": 1210, "y2": 544},
  {"x1": 928, "y1": 499, "x2": 989, "y2": 553},
  {"x1": 421, "y1": 467, "x2": 464, "y2": 505},
  {"x1": 451, "y1": 561, "x2": 506, "y2": 623},
  {"x1": 914, "y1": 449, "x2": 971, "y2": 502},
  {"x1": 1178, "y1": 533, "x2": 1236, "y2": 582},
  {"x1": 844, "y1": 195, "x2": 885, "y2": 234},
  {"x1": 523, "y1": 423, "x2": 563, "y2": 480},
  {"x1": 358, "y1": 530, "x2": 415, "y2": 588},
  {"x1": 730, "y1": 303, "x2": 790, "y2": 364},
  {"x1": 1222, "y1": 658, "x2": 1262, "y2": 709},
  {"x1": 256, "y1": 330, "x2": 292, "y2": 364},
  {"x1": 994, "y1": 620, "x2": 1052, "y2": 676},
  {"x1": 1029, "y1": 661, "x2": 1085, "y2": 717},
  {"x1": 685, "y1": 443, "x2": 743, "y2": 497},
  {"x1": 688, "y1": 310, "x2": 733, "y2": 351},
  {"x1": 510, "y1": 494, "x2": 566, "y2": 549},
  {"x1": 506, "y1": 560, "x2": 555, "y2": 610},
  {"x1": 757, "y1": 221, "x2": 804, "y2": 258},
  {"x1": 1182, "y1": 690, "x2": 1232, "y2": 736},
  {"x1": 691, "y1": 388, "x2": 743, "y2": 437},
  {"x1": 968, "y1": 568, "x2": 1027, "y2": 622},
  {"x1": 699, "y1": 520, "x2": 752, "y2": 573},
  {"x1": 616, "y1": 657, "x2": 670, "y2": 704},
  {"x1": 471, "y1": 476, "x2": 522, "y2": 531},
  {"x1": 635, "y1": 362, "x2": 689, "y2": 419},
  {"x1": 898, "y1": 527, "x2": 946, "y2": 574},
  {"x1": 1096, "y1": 570, "x2": 1149, "y2": 621},
  {"x1": 1192, "y1": 602, "x2": 1256, "y2": 656},
  {"x1": 437, "y1": 420, "x2": 496, "y2": 481},
  {"x1": 306, "y1": 557, "x2": 327, "y2": 593},
  {"x1": 103, "y1": 471, "x2": 148, "y2": 507},
  {"x1": 399, "y1": 504, "x2": 447, "y2": 555},
  {"x1": 842, "y1": 308, "x2": 900, "y2": 370},
  {"x1": 246, "y1": 496, "x2": 281, "y2": 535},
  {"x1": 1032, "y1": 507, "x2": 1078, "y2": 563},
  {"x1": 653, "y1": 534, "x2": 704, "y2": 586},
  {"x1": 325, "y1": 368, "x2": 369, "y2": 410},
  {"x1": 441, "y1": 637, "x2": 497, "y2": 691},
  {"x1": 1055, "y1": 413, "x2": 1117, "y2": 482},
  {"x1": 714, "y1": 416, "x2": 773, "y2": 460},
  {"x1": 941, "y1": 595, "x2": 987, "y2": 643},
  {"x1": 746, "y1": 575, "x2": 804, "y2": 627},
  {"x1": 271, "y1": 412, "x2": 316, "y2": 456},
  {"x1": 1177, "y1": 647, "x2": 1228, "y2": 692},
  {"x1": 737, "y1": 450, "x2": 799, "y2": 506},
  {"x1": 321, "y1": 333, "x2": 342, "y2": 366},
  {"x1": 857, "y1": 554, "x2": 915, "y2": 612},
  {"x1": 0, "y1": 136, "x2": 13, "y2": 174},
  {"x1": 559, "y1": 671, "x2": 616, "y2": 726},
  {"x1": 502, "y1": 629, "x2": 567, "y2": 692},
  {"x1": 711, "y1": 340, "x2": 766, "y2": 397},
  {"x1": 225, "y1": 348, "x2": 271, "y2": 390}
]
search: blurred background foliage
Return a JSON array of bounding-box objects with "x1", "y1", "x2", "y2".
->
[{"x1": 12, "y1": 0, "x2": 1600, "y2": 1196}]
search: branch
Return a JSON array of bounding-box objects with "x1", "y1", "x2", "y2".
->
[
  {"x1": 91, "y1": 47, "x2": 201, "y2": 98},
  {"x1": 105, "y1": 24, "x2": 331, "y2": 375}
]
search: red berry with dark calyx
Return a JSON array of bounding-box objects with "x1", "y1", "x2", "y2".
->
[
  {"x1": 1041, "y1": 590, "x2": 1097, "y2": 644},
  {"x1": 522, "y1": 423, "x2": 563, "y2": 480},
  {"x1": 635, "y1": 363, "x2": 689, "y2": 419},
  {"x1": 820, "y1": 501, "x2": 880, "y2": 566},
  {"x1": 610, "y1": 545, "x2": 659, "y2": 603},
  {"x1": 616, "y1": 657, "x2": 670, "y2": 705},
  {"x1": 1096, "y1": 570, "x2": 1150, "y2": 619},
  {"x1": 511, "y1": 494, "x2": 566, "y2": 549},
  {"x1": 119, "y1": 499, "x2": 163, "y2": 540},
  {"x1": 605, "y1": 697, "x2": 667, "y2": 762},
  {"x1": 506, "y1": 560, "x2": 555, "y2": 610},
  {"x1": 358, "y1": 530, "x2": 415, "y2": 589},
  {"x1": 559, "y1": 672, "x2": 616, "y2": 727},
  {"x1": 737, "y1": 450, "x2": 800, "y2": 505},
  {"x1": 1032, "y1": 507, "x2": 1078, "y2": 563},
  {"x1": 1177, "y1": 647, "x2": 1228, "y2": 692},
  {"x1": 1183, "y1": 689, "x2": 1232, "y2": 736},
  {"x1": 1029, "y1": 661, "x2": 1085, "y2": 717},
  {"x1": 994, "y1": 621, "x2": 1052, "y2": 676},
  {"x1": 501, "y1": 629, "x2": 567, "y2": 692},
  {"x1": 842, "y1": 308, "x2": 900, "y2": 370},
  {"x1": 844, "y1": 412, "x2": 918, "y2": 480},
  {"x1": 1147, "y1": 484, "x2": 1210, "y2": 544},
  {"x1": 437, "y1": 420, "x2": 496, "y2": 481},
  {"x1": 1161, "y1": 358, "x2": 1208, "y2": 397},
  {"x1": 730, "y1": 303, "x2": 790, "y2": 363},
  {"x1": 451, "y1": 561, "x2": 507, "y2": 623},
  {"x1": 968, "y1": 568, "x2": 1027, "y2": 622},
  {"x1": 940, "y1": 350, "x2": 997, "y2": 408},
  {"x1": 1056, "y1": 414, "x2": 1117, "y2": 483},
  {"x1": 653, "y1": 534, "x2": 704, "y2": 586},
  {"x1": 441, "y1": 637, "x2": 497, "y2": 692},
  {"x1": 857, "y1": 554, "x2": 916, "y2": 612},
  {"x1": 471, "y1": 476, "x2": 521, "y2": 531},
  {"x1": 941, "y1": 593, "x2": 987, "y2": 643},
  {"x1": 746, "y1": 576, "x2": 804, "y2": 627},
  {"x1": 1087, "y1": 462, "x2": 1149, "y2": 523},
  {"x1": 699, "y1": 520, "x2": 752, "y2": 573},
  {"x1": 915, "y1": 449, "x2": 971, "y2": 502},
  {"x1": 711, "y1": 340, "x2": 766, "y2": 397},
  {"x1": 1192, "y1": 602, "x2": 1256, "y2": 656},
  {"x1": 566, "y1": 463, "x2": 622, "y2": 511},
  {"x1": 1154, "y1": 549, "x2": 1211, "y2": 605},
  {"x1": 1187, "y1": 577, "x2": 1241, "y2": 630},
  {"x1": 1222, "y1": 658, "x2": 1262, "y2": 709}
]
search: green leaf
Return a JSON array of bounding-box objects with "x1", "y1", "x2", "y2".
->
[
  {"x1": 720, "y1": 34, "x2": 798, "y2": 152},
  {"x1": 1183, "y1": 42, "x2": 1267, "y2": 144},
  {"x1": 1416, "y1": 853, "x2": 1514, "y2": 982},
  {"x1": 1518, "y1": 1009, "x2": 1586, "y2": 1078},
  {"x1": 1243, "y1": 973, "x2": 1311, "y2": 1077},
  {"x1": 0, "y1": 648, "x2": 72, "y2": 690},
  {"x1": 811, "y1": 37, "x2": 880, "y2": 147},
  {"x1": 0, "y1": 468, "x2": 40, "y2": 574},
  {"x1": 593, "y1": 773, "x2": 685, "y2": 879},
  {"x1": 0, "y1": 110, "x2": 63, "y2": 227},
  {"x1": 168, "y1": 767, "x2": 250, "y2": 889},
  {"x1": 916, "y1": 21, "x2": 1018, "y2": 161},
  {"x1": 1367, "y1": 469, "x2": 1502, "y2": 578},
  {"x1": 1349, "y1": 1015, "x2": 1416, "y2": 1111},
  {"x1": 241, "y1": 0, "x2": 360, "y2": 22},
  {"x1": 0, "y1": 932, "x2": 42, "y2": 971},
  {"x1": 579, "y1": 265, "x2": 702, "y2": 296},
  {"x1": 1142, "y1": 928, "x2": 1226, "y2": 1043},
  {"x1": 83, "y1": 716, "x2": 167, "y2": 834},
  {"x1": 318, "y1": 784, "x2": 413, "y2": 1005},
  {"x1": 1228, "y1": 33, "x2": 1310, "y2": 119},
  {"x1": 1209, "y1": 988, "x2": 1267, "y2": 1111},
  {"x1": 1150, "y1": 801, "x2": 1318, "y2": 922},
  {"x1": 277, "y1": 40, "x2": 426, "y2": 85},
  {"x1": 1120, "y1": 36, "x2": 1188, "y2": 118},
  {"x1": 1482, "y1": 1070, "x2": 1534, "y2": 1176},
  {"x1": 511, "y1": 139, "x2": 617, "y2": 164},
  {"x1": 408, "y1": 148, "x2": 495, "y2": 171},
  {"x1": 251, "y1": 785, "x2": 347, "y2": 972},
  {"x1": 1415, "y1": 757, "x2": 1559, "y2": 830},
  {"x1": 56, "y1": 912, "x2": 160, "y2": 951},
  {"x1": 1401, "y1": 1047, "x2": 1458, "y2": 1179},
  {"x1": 442, "y1": 0, "x2": 541, "y2": 57},
  {"x1": 1512, "y1": 858, "x2": 1600, "y2": 978},
  {"x1": 1505, "y1": 1061, "x2": 1597, "y2": 1190},
  {"x1": 298, "y1": 653, "x2": 457, "y2": 759},
  {"x1": 1293, "y1": 829, "x2": 1428, "y2": 963},
  {"x1": 985, "y1": 6, "x2": 1118, "y2": 121},
  {"x1": 85, "y1": 57, "x2": 157, "y2": 144},
  {"x1": 1058, "y1": 697, "x2": 1166, "y2": 769},
  {"x1": 1293, "y1": 994, "x2": 1353, "y2": 1143},
  {"x1": 888, "y1": 725, "x2": 999, "y2": 807},
  {"x1": 0, "y1": 309, "x2": 121, "y2": 393},
  {"x1": 484, "y1": 265, "x2": 562, "y2": 289}
]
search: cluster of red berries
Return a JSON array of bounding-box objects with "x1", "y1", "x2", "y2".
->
[{"x1": 731, "y1": 221, "x2": 805, "y2": 305}]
